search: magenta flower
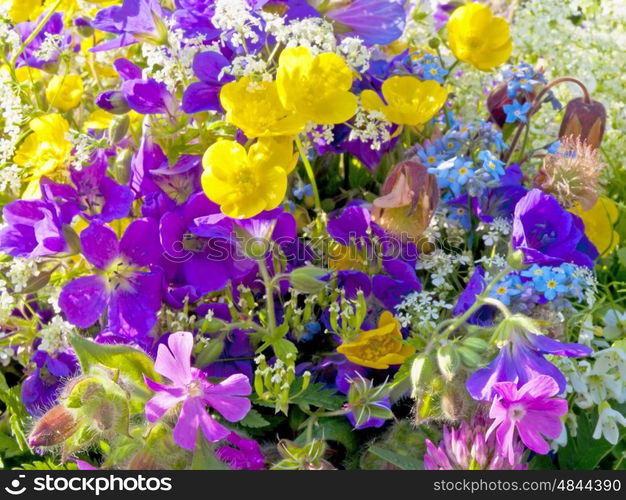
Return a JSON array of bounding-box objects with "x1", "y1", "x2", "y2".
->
[
  {"x1": 216, "y1": 432, "x2": 265, "y2": 470},
  {"x1": 487, "y1": 375, "x2": 567, "y2": 465},
  {"x1": 144, "y1": 331, "x2": 252, "y2": 451}
]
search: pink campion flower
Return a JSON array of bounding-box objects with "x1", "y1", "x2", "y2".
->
[
  {"x1": 487, "y1": 375, "x2": 568, "y2": 465},
  {"x1": 216, "y1": 431, "x2": 266, "y2": 470},
  {"x1": 144, "y1": 331, "x2": 252, "y2": 451}
]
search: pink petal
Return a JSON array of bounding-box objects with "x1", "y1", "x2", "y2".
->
[
  {"x1": 198, "y1": 408, "x2": 230, "y2": 442},
  {"x1": 492, "y1": 381, "x2": 520, "y2": 402},
  {"x1": 204, "y1": 394, "x2": 251, "y2": 422},
  {"x1": 204, "y1": 373, "x2": 252, "y2": 397},
  {"x1": 143, "y1": 375, "x2": 185, "y2": 396},
  {"x1": 524, "y1": 409, "x2": 566, "y2": 440},
  {"x1": 145, "y1": 391, "x2": 185, "y2": 422},
  {"x1": 155, "y1": 331, "x2": 194, "y2": 385},
  {"x1": 495, "y1": 418, "x2": 518, "y2": 466},
  {"x1": 517, "y1": 422, "x2": 550, "y2": 455},
  {"x1": 172, "y1": 397, "x2": 203, "y2": 450},
  {"x1": 518, "y1": 374, "x2": 559, "y2": 400}
]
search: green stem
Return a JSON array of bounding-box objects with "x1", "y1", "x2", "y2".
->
[
  {"x1": 11, "y1": 0, "x2": 65, "y2": 67},
  {"x1": 436, "y1": 266, "x2": 512, "y2": 338},
  {"x1": 295, "y1": 135, "x2": 322, "y2": 216},
  {"x1": 257, "y1": 257, "x2": 277, "y2": 337}
]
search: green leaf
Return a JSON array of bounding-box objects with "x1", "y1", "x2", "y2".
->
[
  {"x1": 191, "y1": 436, "x2": 230, "y2": 470},
  {"x1": 239, "y1": 408, "x2": 270, "y2": 428},
  {"x1": 16, "y1": 460, "x2": 78, "y2": 470},
  {"x1": 558, "y1": 411, "x2": 617, "y2": 469},
  {"x1": 70, "y1": 334, "x2": 159, "y2": 389},
  {"x1": 367, "y1": 446, "x2": 423, "y2": 470},
  {"x1": 291, "y1": 381, "x2": 345, "y2": 411},
  {"x1": 295, "y1": 417, "x2": 358, "y2": 456}
]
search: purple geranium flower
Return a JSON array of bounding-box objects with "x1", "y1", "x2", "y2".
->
[
  {"x1": 173, "y1": 0, "x2": 221, "y2": 38},
  {"x1": 325, "y1": 0, "x2": 407, "y2": 46},
  {"x1": 158, "y1": 192, "x2": 256, "y2": 297},
  {"x1": 58, "y1": 219, "x2": 162, "y2": 335},
  {"x1": 15, "y1": 12, "x2": 73, "y2": 68},
  {"x1": 91, "y1": 0, "x2": 170, "y2": 52},
  {"x1": 453, "y1": 266, "x2": 496, "y2": 326},
  {"x1": 22, "y1": 351, "x2": 79, "y2": 415},
  {"x1": 182, "y1": 51, "x2": 234, "y2": 114},
  {"x1": 0, "y1": 193, "x2": 75, "y2": 258},
  {"x1": 512, "y1": 189, "x2": 598, "y2": 267},
  {"x1": 487, "y1": 375, "x2": 568, "y2": 465},
  {"x1": 466, "y1": 325, "x2": 592, "y2": 401},
  {"x1": 144, "y1": 331, "x2": 251, "y2": 450}
]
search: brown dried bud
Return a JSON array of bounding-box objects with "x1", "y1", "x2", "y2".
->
[
  {"x1": 28, "y1": 405, "x2": 78, "y2": 447},
  {"x1": 487, "y1": 83, "x2": 535, "y2": 129},
  {"x1": 372, "y1": 159, "x2": 439, "y2": 241},
  {"x1": 559, "y1": 97, "x2": 606, "y2": 149}
]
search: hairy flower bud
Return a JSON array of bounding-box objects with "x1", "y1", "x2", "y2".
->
[
  {"x1": 535, "y1": 137, "x2": 605, "y2": 210},
  {"x1": 559, "y1": 97, "x2": 606, "y2": 149},
  {"x1": 372, "y1": 159, "x2": 439, "y2": 241},
  {"x1": 28, "y1": 405, "x2": 78, "y2": 447}
]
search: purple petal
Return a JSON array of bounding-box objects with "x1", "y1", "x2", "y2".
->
[
  {"x1": 59, "y1": 275, "x2": 109, "y2": 328},
  {"x1": 120, "y1": 217, "x2": 161, "y2": 266},
  {"x1": 155, "y1": 331, "x2": 194, "y2": 386},
  {"x1": 80, "y1": 221, "x2": 120, "y2": 269}
]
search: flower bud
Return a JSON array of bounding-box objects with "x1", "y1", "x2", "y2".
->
[
  {"x1": 436, "y1": 344, "x2": 460, "y2": 382},
  {"x1": 62, "y1": 225, "x2": 82, "y2": 254},
  {"x1": 74, "y1": 17, "x2": 94, "y2": 38},
  {"x1": 195, "y1": 338, "x2": 225, "y2": 367},
  {"x1": 559, "y1": 97, "x2": 606, "y2": 149},
  {"x1": 506, "y1": 249, "x2": 526, "y2": 270},
  {"x1": 115, "y1": 149, "x2": 133, "y2": 185},
  {"x1": 96, "y1": 91, "x2": 130, "y2": 115},
  {"x1": 108, "y1": 114, "x2": 130, "y2": 145},
  {"x1": 28, "y1": 405, "x2": 78, "y2": 447},
  {"x1": 410, "y1": 354, "x2": 434, "y2": 398},
  {"x1": 288, "y1": 267, "x2": 329, "y2": 293},
  {"x1": 372, "y1": 159, "x2": 439, "y2": 241},
  {"x1": 441, "y1": 382, "x2": 472, "y2": 421}
]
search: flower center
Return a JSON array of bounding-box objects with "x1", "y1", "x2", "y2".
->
[
  {"x1": 509, "y1": 404, "x2": 526, "y2": 421},
  {"x1": 187, "y1": 380, "x2": 203, "y2": 398}
]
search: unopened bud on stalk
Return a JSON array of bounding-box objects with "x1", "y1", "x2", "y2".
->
[
  {"x1": 109, "y1": 114, "x2": 130, "y2": 145},
  {"x1": 559, "y1": 97, "x2": 606, "y2": 149},
  {"x1": 288, "y1": 267, "x2": 329, "y2": 293},
  {"x1": 372, "y1": 159, "x2": 439, "y2": 241},
  {"x1": 28, "y1": 405, "x2": 78, "y2": 447}
]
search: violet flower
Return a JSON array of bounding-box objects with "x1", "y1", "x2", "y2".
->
[
  {"x1": 21, "y1": 351, "x2": 79, "y2": 416},
  {"x1": 144, "y1": 331, "x2": 252, "y2": 450},
  {"x1": 182, "y1": 51, "x2": 234, "y2": 114},
  {"x1": 324, "y1": 0, "x2": 407, "y2": 46},
  {"x1": 466, "y1": 326, "x2": 592, "y2": 401},
  {"x1": 91, "y1": 0, "x2": 170, "y2": 52},
  {"x1": 216, "y1": 431, "x2": 265, "y2": 470},
  {"x1": 58, "y1": 219, "x2": 162, "y2": 335},
  {"x1": 487, "y1": 375, "x2": 568, "y2": 465},
  {"x1": 15, "y1": 13, "x2": 72, "y2": 69},
  {"x1": 512, "y1": 189, "x2": 598, "y2": 267}
]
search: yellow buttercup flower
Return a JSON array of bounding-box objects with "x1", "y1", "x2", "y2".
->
[
  {"x1": 276, "y1": 46, "x2": 357, "y2": 125},
  {"x1": 13, "y1": 113, "x2": 72, "y2": 199},
  {"x1": 45, "y1": 75, "x2": 84, "y2": 111},
  {"x1": 201, "y1": 137, "x2": 296, "y2": 219},
  {"x1": 3, "y1": 0, "x2": 43, "y2": 23},
  {"x1": 570, "y1": 197, "x2": 620, "y2": 257},
  {"x1": 337, "y1": 311, "x2": 415, "y2": 369},
  {"x1": 361, "y1": 76, "x2": 448, "y2": 126},
  {"x1": 220, "y1": 77, "x2": 305, "y2": 138},
  {"x1": 447, "y1": 2, "x2": 512, "y2": 71}
]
